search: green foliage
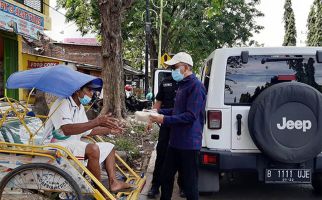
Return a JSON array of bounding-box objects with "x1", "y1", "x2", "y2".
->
[
  {"x1": 130, "y1": 123, "x2": 147, "y2": 135},
  {"x1": 283, "y1": 0, "x2": 297, "y2": 46},
  {"x1": 307, "y1": 0, "x2": 322, "y2": 46},
  {"x1": 307, "y1": 1, "x2": 317, "y2": 46},
  {"x1": 123, "y1": 0, "x2": 264, "y2": 69},
  {"x1": 153, "y1": 125, "x2": 160, "y2": 141},
  {"x1": 115, "y1": 138, "x2": 140, "y2": 159},
  {"x1": 205, "y1": 0, "x2": 225, "y2": 17},
  {"x1": 57, "y1": 0, "x2": 264, "y2": 69},
  {"x1": 56, "y1": 0, "x2": 99, "y2": 35}
]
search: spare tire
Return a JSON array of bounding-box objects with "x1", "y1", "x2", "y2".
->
[{"x1": 248, "y1": 82, "x2": 322, "y2": 163}]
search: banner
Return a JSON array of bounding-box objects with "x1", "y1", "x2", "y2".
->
[
  {"x1": 28, "y1": 61, "x2": 59, "y2": 68},
  {"x1": 0, "y1": 0, "x2": 44, "y2": 40}
]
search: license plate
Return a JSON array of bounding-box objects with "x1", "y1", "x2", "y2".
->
[{"x1": 265, "y1": 169, "x2": 311, "y2": 183}]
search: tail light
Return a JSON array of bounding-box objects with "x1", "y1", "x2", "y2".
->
[
  {"x1": 208, "y1": 110, "x2": 222, "y2": 129},
  {"x1": 202, "y1": 154, "x2": 218, "y2": 165},
  {"x1": 277, "y1": 75, "x2": 296, "y2": 81}
]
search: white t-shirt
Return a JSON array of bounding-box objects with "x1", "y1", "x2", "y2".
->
[
  {"x1": 44, "y1": 97, "x2": 91, "y2": 143},
  {"x1": 43, "y1": 97, "x2": 114, "y2": 163}
]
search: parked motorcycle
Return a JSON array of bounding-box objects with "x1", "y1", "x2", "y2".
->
[
  {"x1": 86, "y1": 85, "x2": 152, "y2": 119},
  {"x1": 125, "y1": 85, "x2": 152, "y2": 112}
]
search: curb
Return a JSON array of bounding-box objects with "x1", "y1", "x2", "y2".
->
[{"x1": 139, "y1": 149, "x2": 157, "y2": 200}]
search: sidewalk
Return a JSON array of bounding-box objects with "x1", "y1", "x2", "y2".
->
[
  {"x1": 139, "y1": 149, "x2": 180, "y2": 200},
  {"x1": 139, "y1": 150, "x2": 156, "y2": 200}
]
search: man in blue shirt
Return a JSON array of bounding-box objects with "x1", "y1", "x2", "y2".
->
[
  {"x1": 147, "y1": 74, "x2": 185, "y2": 199},
  {"x1": 150, "y1": 52, "x2": 206, "y2": 200}
]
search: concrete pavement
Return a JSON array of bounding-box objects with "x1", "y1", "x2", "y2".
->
[
  {"x1": 139, "y1": 149, "x2": 321, "y2": 200},
  {"x1": 139, "y1": 149, "x2": 156, "y2": 200},
  {"x1": 139, "y1": 149, "x2": 181, "y2": 200}
]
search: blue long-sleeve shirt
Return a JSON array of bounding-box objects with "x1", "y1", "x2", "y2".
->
[{"x1": 159, "y1": 74, "x2": 206, "y2": 150}]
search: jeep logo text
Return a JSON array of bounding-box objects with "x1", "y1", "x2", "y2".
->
[{"x1": 277, "y1": 117, "x2": 312, "y2": 132}]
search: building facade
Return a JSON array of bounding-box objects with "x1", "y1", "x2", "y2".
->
[
  {"x1": 42, "y1": 40, "x2": 146, "y2": 90},
  {"x1": 0, "y1": 0, "x2": 51, "y2": 99}
]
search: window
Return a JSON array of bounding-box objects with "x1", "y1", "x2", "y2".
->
[
  {"x1": 157, "y1": 71, "x2": 171, "y2": 87},
  {"x1": 224, "y1": 55, "x2": 322, "y2": 105},
  {"x1": 14, "y1": 0, "x2": 43, "y2": 13},
  {"x1": 203, "y1": 59, "x2": 213, "y2": 93}
]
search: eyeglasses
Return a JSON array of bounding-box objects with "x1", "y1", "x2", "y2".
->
[{"x1": 172, "y1": 65, "x2": 185, "y2": 71}]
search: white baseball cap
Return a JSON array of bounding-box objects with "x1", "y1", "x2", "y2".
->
[{"x1": 164, "y1": 52, "x2": 193, "y2": 67}]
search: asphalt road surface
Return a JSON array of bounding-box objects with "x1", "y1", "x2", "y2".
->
[
  {"x1": 170, "y1": 173, "x2": 321, "y2": 200},
  {"x1": 141, "y1": 152, "x2": 321, "y2": 200}
]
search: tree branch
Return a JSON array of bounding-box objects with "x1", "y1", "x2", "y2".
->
[{"x1": 122, "y1": 0, "x2": 134, "y2": 10}]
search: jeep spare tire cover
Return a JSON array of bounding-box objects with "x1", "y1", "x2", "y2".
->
[{"x1": 248, "y1": 82, "x2": 322, "y2": 163}]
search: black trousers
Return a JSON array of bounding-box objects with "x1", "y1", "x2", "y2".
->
[
  {"x1": 160, "y1": 146, "x2": 199, "y2": 200},
  {"x1": 151, "y1": 125, "x2": 183, "y2": 189}
]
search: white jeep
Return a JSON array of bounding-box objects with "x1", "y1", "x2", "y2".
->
[{"x1": 155, "y1": 47, "x2": 322, "y2": 194}]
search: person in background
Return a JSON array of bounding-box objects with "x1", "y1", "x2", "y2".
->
[
  {"x1": 147, "y1": 72, "x2": 185, "y2": 198},
  {"x1": 150, "y1": 52, "x2": 206, "y2": 200}
]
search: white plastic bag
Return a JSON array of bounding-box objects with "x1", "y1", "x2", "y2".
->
[{"x1": 135, "y1": 110, "x2": 159, "y2": 123}]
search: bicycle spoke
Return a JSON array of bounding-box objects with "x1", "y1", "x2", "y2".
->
[{"x1": 0, "y1": 167, "x2": 80, "y2": 200}]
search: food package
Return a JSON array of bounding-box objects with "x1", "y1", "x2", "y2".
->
[{"x1": 135, "y1": 110, "x2": 159, "y2": 123}]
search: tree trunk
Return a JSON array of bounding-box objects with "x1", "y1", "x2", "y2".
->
[{"x1": 99, "y1": 0, "x2": 131, "y2": 118}]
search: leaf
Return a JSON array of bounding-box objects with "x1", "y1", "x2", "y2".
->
[{"x1": 57, "y1": 0, "x2": 264, "y2": 68}]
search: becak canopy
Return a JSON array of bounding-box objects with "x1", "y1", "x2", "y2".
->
[{"x1": 6, "y1": 65, "x2": 103, "y2": 98}]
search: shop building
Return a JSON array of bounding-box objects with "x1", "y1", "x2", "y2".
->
[
  {"x1": 0, "y1": 0, "x2": 51, "y2": 99},
  {"x1": 42, "y1": 39, "x2": 146, "y2": 89}
]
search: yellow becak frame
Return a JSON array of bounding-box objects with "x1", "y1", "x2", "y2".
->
[{"x1": 0, "y1": 90, "x2": 146, "y2": 200}]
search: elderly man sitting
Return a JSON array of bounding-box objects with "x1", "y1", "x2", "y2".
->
[{"x1": 45, "y1": 82, "x2": 133, "y2": 193}]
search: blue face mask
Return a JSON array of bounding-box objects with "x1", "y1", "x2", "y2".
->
[
  {"x1": 171, "y1": 68, "x2": 184, "y2": 82},
  {"x1": 79, "y1": 95, "x2": 92, "y2": 105}
]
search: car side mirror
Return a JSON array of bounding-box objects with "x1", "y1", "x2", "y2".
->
[
  {"x1": 316, "y1": 51, "x2": 322, "y2": 63},
  {"x1": 241, "y1": 51, "x2": 249, "y2": 64}
]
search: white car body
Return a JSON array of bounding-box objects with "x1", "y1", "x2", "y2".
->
[{"x1": 155, "y1": 47, "x2": 322, "y2": 193}]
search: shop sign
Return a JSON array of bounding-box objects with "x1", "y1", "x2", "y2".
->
[
  {"x1": 28, "y1": 61, "x2": 59, "y2": 68},
  {"x1": 0, "y1": 0, "x2": 44, "y2": 40}
]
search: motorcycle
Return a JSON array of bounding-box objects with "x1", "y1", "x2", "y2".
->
[
  {"x1": 86, "y1": 85, "x2": 152, "y2": 119},
  {"x1": 125, "y1": 85, "x2": 152, "y2": 112}
]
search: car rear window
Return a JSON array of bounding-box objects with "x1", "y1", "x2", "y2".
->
[{"x1": 225, "y1": 55, "x2": 322, "y2": 105}]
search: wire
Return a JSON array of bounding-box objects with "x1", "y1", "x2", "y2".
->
[
  {"x1": 42, "y1": 1, "x2": 66, "y2": 17},
  {"x1": 42, "y1": 1, "x2": 76, "y2": 30}
]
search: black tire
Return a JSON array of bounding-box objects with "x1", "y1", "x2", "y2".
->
[
  {"x1": 0, "y1": 163, "x2": 83, "y2": 200},
  {"x1": 248, "y1": 82, "x2": 322, "y2": 163},
  {"x1": 312, "y1": 173, "x2": 322, "y2": 195}
]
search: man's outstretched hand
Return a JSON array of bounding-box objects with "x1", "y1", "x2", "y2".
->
[{"x1": 95, "y1": 115, "x2": 124, "y2": 134}]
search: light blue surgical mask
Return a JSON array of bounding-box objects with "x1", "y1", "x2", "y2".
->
[
  {"x1": 79, "y1": 95, "x2": 92, "y2": 105},
  {"x1": 171, "y1": 68, "x2": 184, "y2": 82}
]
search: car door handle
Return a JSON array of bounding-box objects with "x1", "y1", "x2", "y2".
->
[{"x1": 236, "y1": 114, "x2": 242, "y2": 136}]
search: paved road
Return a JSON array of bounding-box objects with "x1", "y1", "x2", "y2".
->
[
  {"x1": 197, "y1": 173, "x2": 320, "y2": 200},
  {"x1": 140, "y1": 152, "x2": 321, "y2": 200}
]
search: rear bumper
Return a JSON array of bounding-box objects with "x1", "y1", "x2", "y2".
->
[{"x1": 200, "y1": 148, "x2": 322, "y2": 181}]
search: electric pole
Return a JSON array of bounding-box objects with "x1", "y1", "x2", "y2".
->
[{"x1": 145, "y1": 0, "x2": 151, "y2": 95}]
